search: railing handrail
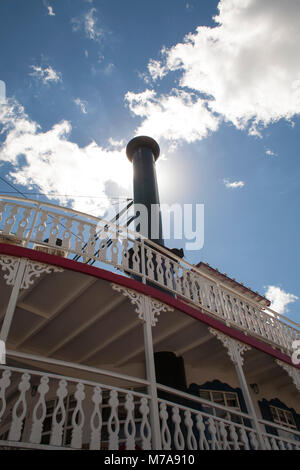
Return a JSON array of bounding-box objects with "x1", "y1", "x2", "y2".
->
[
  {"x1": 0, "y1": 363, "x2": 150, "y2": 399},
  {"x1": 0, "y1": 196, "x2": 299, "y2": 340},
  {"x1": 7, "y1": 349, "x2": 149, "y2": 387},
  {"x1": 261, "y1": 431, "x2": 300, "y2": 446}
]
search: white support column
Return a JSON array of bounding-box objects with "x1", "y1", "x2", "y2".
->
[
  {"x1": 209, "y1": 328, "x2": 266, "y2": 450},
  {"x1": 143, "y1": 295, "x2": 162, "y2": 450},
  {"x1": 0, "y1": 258, "x2": 27, "y2": 364},
  {"x1": 111, "y1": 283, "x2": 173, "y2": 450}
]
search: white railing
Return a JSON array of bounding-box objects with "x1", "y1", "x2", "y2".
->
[
  {"x1": 0, "y1": 365, "x2": 299, "y2": 450},
  {"x1": 0, "y1": 196, "x2": 299, "y2": 355},
  {"x1": 258, "y1": 418, "x2": 300, "y2": 450},
  {"x1": 0, "y1": 364, "x2": 151, "y2": 450},
  {"x1": 156, "y1": 384, "x2": 300, "y2": 451},
  {"x1": 157, "y1": 387, "x2": 260, "y2": 450}
]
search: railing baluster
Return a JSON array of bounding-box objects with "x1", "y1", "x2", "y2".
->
[
  {"x1": 29, "y1": 375, "x2": 49, "y2": 444},
  {"x1": 159, "y1": 402, "x2": 171, "y2": 450},
  {"x1": 50, "y1": 379, "x2": 68, "y2": 446},
  {"x1": 3, "y1": 205, "x2": 18, "y2": 236},
  {"x1": 139, "y1": 397, "x2": 151, "y2": 450},
  {"x1": 71, "y1": 382, "x2": 85, "y2": 449},
  {"x1": 8, "y1": 372, "x2": 31, "y2": 442},
  {"x1": 229, "y1": 423, "x2": 240, "y2": 450},
  {"x1": 124, "y1": 392, "x2": 136, "y2": 450},
  {"x1": 0, "y1": 369, "x2": 11, "y2": 421},
  {"x1": 108, "y1": 390, "x2": 120, "y2": 450},
  {"x1": 219, "y1": 421, "x2": 230, "y2": 449},
  {"x1": 239, "y1": 427, "x2": 250, "y2": 450},
  {"x1": 184, "y1": 410, "x2": 197, "y2": 450},
  {"x1": 208, "y1": 417, "x2": 220, "y2": 450},
  {"x1": 172, "y1": 406, "x2": 185, "y2": 450},
  {"x1": 90, "y1": 385, "x2": 102, "y2": 450},
  {"x1": 195, "y1": 414, "x2": 209, "y2": 450}
]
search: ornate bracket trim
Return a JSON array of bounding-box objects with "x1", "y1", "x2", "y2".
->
[
  {"x1": 209, "y1": 327, "x2": 251, "y2": 366},
  {"x1": 0, "y1": 255, "x2": 64, "y2": 290},
  {"x1": 22, "y1": 260, "x2": 63, "y2": 290},
  {"x1": 0, "y1": 256, "x2": 20, "y2": 286},
  {"x1": 111, "y1": 283, "x2": 173, "y2": 326},
  {"x1": 276, "y1": 360, "x2": 300, "y2": 392}
]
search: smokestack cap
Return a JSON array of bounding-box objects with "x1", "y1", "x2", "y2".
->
[{"x1": 126, "y1": 136, "x2": 160, "y2": 162}]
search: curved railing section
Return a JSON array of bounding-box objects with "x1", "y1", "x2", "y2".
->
[{"x1": 0, "y1": 196, "x2": 299, "y2": 355}]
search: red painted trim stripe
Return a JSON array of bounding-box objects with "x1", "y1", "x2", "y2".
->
[{"x1": 0, "y1": 243, "x2": 298, "y2": 369}]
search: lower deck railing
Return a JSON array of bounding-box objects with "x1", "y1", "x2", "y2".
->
[{"x1": 0, "y1": 364, "x2": 299, "y2": 450}]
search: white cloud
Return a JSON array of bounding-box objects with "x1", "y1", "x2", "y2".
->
[
  {"x1": 128, "y1": 0, "x2": 300, "y2": 143},
  {"x1": 125, "y1": 89, "x2": 219, "y2": 144},
  {"x1": 47, "y1": 6, "x2": 55, "y2": 16},
  {"x1": 108, "y1": 138, "x2": 125, "y2": 148},
  {"x1": 147, "y1": 59, "x2": 168, "y2": 81},
  {"x1": 72, "y1": 8, "x2": 103, "y2": 43},
  {"x1": 223, "y1": 179, "x2": 245, "y2": 189},
  {"x1": 85, "y1": 8, "x2": 102, "y2": 41},
  {"x1": 265, "y1": 148, "x2": 276, "y2": 156},
  {"x1": 30, "y1": 65, "x2": 62, "y2": 84},
  {"x1": 0, "y1": 99, "x2": 132, "y2": 215},
  {"x1": 104, "y1": 63, "x2": 115, "y2": 75},
  {"x1": 265, "y1": 285, "x2": 298, "y2": 315},
  {"x1": 74, "y1": 98, "x2": 88, "y2": 114}
]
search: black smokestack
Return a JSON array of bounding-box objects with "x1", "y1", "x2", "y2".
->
[{"x1": 126, "y1": 136, "x2": 164, "y2": 246}]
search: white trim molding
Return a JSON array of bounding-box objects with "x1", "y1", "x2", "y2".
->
[
  {"x1": 111, "y1": 283, "x2": 173, "y2": 326},
  {"x1": 209, "y1": 328, "x2": 251, "y2": 366},
  {"x1": 276, "y1": 360, "x2": 300, "y2": 392}
]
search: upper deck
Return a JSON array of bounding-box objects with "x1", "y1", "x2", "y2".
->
[{"x1": 0, "y1": 195, "x2": 298, "y2": 357}]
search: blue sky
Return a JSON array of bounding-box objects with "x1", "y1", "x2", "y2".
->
[{"x1": 0, "y1": 0, "x2": 299, "y2": 321}]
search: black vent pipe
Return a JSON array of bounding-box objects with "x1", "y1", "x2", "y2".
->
[{"x1": 126, "y1": 136, "x2": 164, "y2": 247}]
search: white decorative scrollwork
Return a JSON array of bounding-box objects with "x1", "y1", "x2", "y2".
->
[
  {"x1": 276, "y1": 360, "x2": 300, "y2": 392},
  {"x1": 111, "y1": 284, "x2": 173, "y2": 326},
  {"x1": 22, "y1": 260, "x2": 63, "y2": 290},
  {"x1": 0, "y1": 256, "x2": 20, "y2": 286},
  {"x1": 0, "y1": 255, "x2": 64, "y2": 290},
  {"x1": 111, "y1": 284, "x2": 145, "y2": 322},
  {"x1": 209, "y1": 328, "x2": 251, "y2": 366},
  {"x1": 149, "y1": 298, "x2": 173, "y2": 327}
]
